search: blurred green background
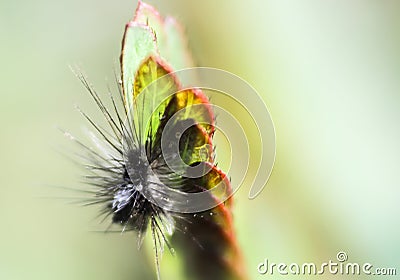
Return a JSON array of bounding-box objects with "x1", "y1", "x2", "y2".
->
[{"x1": 1, "y1": 0, "x2": 399, "y2": 279}]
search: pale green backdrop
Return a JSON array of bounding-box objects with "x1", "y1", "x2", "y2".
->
[{"x1": 0, "y1": 0, "x2": 399, "y2": 279}]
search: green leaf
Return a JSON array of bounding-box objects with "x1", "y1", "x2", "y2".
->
[
  {"x1": 119, "y1": 2, "x2": 247, "y2": 280},
  {"x1": 121, "y1": 1, "x2": 195, "y2": 128},
  {"x1": 134, "y1": 1, "x2": 194, "y2": 71},
  {"x1": 120, "y1": 22, "x2": 158, "y2": 112},
  {"x1": 132, "y1": 56, "x2": 180, "y2": 145}
]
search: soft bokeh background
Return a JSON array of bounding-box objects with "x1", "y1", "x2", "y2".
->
[{"x1": 1, "y1": 0, "x2": 399, "y2": 279}]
